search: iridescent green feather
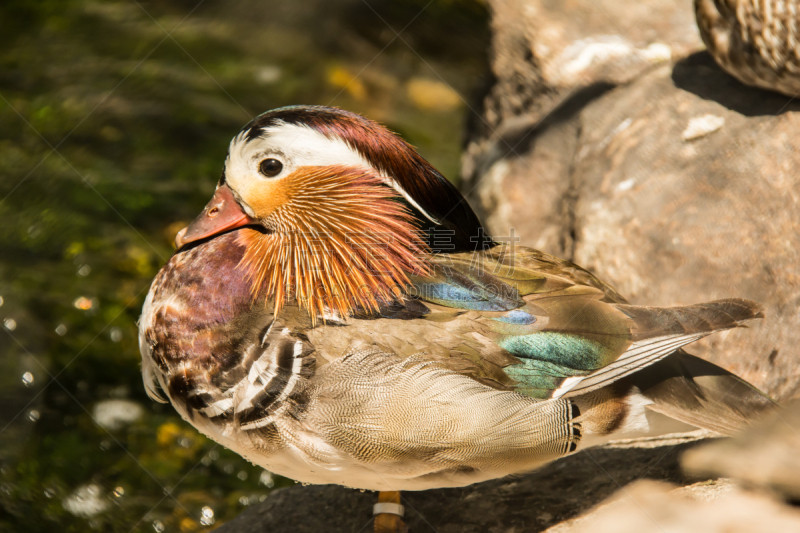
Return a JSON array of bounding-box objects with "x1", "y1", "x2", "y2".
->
[
  {"x1": 500, "y1": 333, "x2": 613, "y2": 399},
  {"x1": 410, "y1": 252, "x2": 634, "y2": 399}
]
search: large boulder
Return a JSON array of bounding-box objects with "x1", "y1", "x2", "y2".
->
[{"x1": 464, "y1": 0, "x2": 800, "y2": 401}]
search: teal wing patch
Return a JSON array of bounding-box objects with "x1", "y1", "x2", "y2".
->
[
  {"x1": 494, "y1": 295, "x2": 634, "y2": 399},
  {"x1": 500, "y1": 333, "x2": 624, "y2": 399}
]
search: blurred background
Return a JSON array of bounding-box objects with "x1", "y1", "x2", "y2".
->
[{"x1": 0, "y1": 1, "x2": 490, "y2": 530}]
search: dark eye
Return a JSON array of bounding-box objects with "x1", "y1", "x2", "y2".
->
[{"x1": 258, "y1": 158, "x2": 283, "y2": 177}]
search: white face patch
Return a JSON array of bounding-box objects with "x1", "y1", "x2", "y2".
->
[{"x1": 223, "y1": 121, "x2": 439, "y2": 224}]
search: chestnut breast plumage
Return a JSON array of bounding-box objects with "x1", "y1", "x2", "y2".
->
[{"x1": 142, "y1": 231, "x2": 273, "y2": 409}]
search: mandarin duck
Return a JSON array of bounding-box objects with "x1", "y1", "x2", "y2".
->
[
  {"x1": 139, "y1": 105, "x2": 774, "y2": 530},
  {"x1": 695, "y1": 0, "x2": 800, "y2": 96}
]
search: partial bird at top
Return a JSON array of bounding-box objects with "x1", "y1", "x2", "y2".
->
[
  {"x1": 139, "y1": 105, "x2": 774, "y2": 498},
  {"x1": 695, "y1": 0, "x2": 800, "y2": 96}
]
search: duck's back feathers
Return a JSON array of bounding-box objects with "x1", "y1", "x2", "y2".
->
[
  {"x1": 400, "y1": 246, "x2": 764, "y2": 406},
  {"x1": 554, "y1": 299, "x2": 764, "y2": 399}
]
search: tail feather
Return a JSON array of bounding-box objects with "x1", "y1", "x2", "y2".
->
[
  {"x1": 624, "y1": 350, "x2": 778, "y2": 435},
  {"x1": 614, "y1": 298, "x2": 764, "y2": 341},
  {"x1": 556, "y1": 298, "x2": 764, "y2": 399}
]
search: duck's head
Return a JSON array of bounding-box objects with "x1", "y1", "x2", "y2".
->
[{"x1": 175, "y1": 105, "x2": 489, "y2": 317}]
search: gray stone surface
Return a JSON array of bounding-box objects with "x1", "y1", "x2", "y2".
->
[
  {"x1": 474, "y1": 0, "x2": 701, "y2": 136},
  {"x1": 545, "y1": 479, "x2": 800, "y2": 533},
  {"x1": 683, "y1": 401, "x2": 800, "y2": 501},
  {"x1": 568, "y1": 55, "x2": 800, "y2": 400}
]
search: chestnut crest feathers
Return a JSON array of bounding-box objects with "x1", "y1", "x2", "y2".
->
[{"x1": 235, "y1": 105, "x2": 489, "y2": 252}]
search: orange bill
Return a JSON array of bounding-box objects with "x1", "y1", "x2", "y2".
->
[{"x1": 175, "y1": 185, "x2": 258, "y2": 248}]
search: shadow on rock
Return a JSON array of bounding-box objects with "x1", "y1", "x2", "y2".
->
[
  {"x1": 216, "y1": 437, "x2": 712, "y2": 533},
  {"x1": 469, "y1": 82, "x2": 615, "y2": 183},
  {"x1": 672, "y1": 52, "x2": 800, "y2": 117}
]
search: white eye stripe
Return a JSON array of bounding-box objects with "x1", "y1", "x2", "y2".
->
[
  {"x1": 385, "y1": 178, "x2": 440, "y2": 224},
  {"x1": 224, "y1": 122, "x2": 440, "y2": 224},
  {"x1": 227, "y1": 123, "x2": 368, "y2": 183}
]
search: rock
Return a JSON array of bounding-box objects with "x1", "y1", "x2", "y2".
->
[
  {"x1": 464, "y1": 0, "x2": 800, "y2": 400},
  {"x1": 545, "y1": 479, "x2": 800, "y2": 533},
  {"x1": 215, "y1": 433, "x2": 715, "y2": 533},
  {"x1": 214, "y1": 483, "x2": 374, "y2": 533},
  {"x1": 568, "y1": 55, "x2": 800, "y2": 400},
  {"x1": 682, "y1": 401, "x2": 800, "y2": 501},
  {"x1": 464, "y1": 0, "x2": 701, "y2": 182}
]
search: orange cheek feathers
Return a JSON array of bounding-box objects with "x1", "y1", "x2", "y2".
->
[
  {"x1": 235, "y1": 165, "x2": 430, "y2": 321},
  {"x1": 240, "y1": 177, "x2": 290, "y2": 221}
]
